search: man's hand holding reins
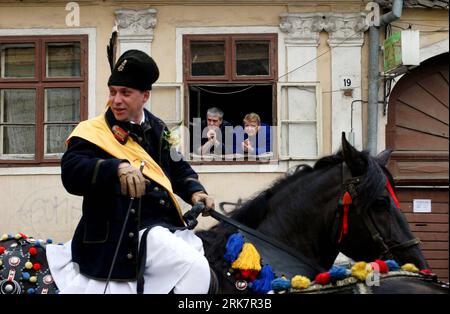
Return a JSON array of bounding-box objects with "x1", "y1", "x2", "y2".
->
[{"x1": 191, "y1": 191, "x2": 215, "y2": 216}]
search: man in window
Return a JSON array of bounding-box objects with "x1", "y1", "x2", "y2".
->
[
  {"x1": 197, "y1": 107, "x2": 235, "y2": 156},
  {"x1": 47, "y1": 50, "x2": 214, "y2": 294}
]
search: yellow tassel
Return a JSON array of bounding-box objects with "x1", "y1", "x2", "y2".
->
[
  {"x1": 351, "y1": 261, "x2": 373, "y2": 281},
  {"x1": 401, "y1": 263, "x2": 419, "y2": 273},
  {"x1": 291, "y1": 275, "x2": 311, "y2": 289},
  {"x1": 231, "y1": 243, "x2": 261, "y2": 271}
]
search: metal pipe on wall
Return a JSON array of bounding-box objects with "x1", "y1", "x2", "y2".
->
[{"x1": 367, "y1": 0, "x2": 403, "y2": 155}]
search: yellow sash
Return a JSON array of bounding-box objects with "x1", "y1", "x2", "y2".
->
[{"x1": 67, "y1": 113, "x2": 184, "y2": 221}]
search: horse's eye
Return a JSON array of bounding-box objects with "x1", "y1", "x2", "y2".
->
[{"x1": 373, "y1": 197, "x2": 390, "y2": 211}]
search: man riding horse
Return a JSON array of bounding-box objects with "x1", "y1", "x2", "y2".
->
[{"x1": 46, "y1": 49, "x2": 214, "y2": 294}]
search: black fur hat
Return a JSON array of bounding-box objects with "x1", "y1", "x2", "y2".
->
[{"x1": 108, "y1": 50, "x2": 159, "y2": 91}]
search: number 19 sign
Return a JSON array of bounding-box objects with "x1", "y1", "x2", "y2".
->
[{"x1": 339, "y1": 75, "x2": 358, "y2": 90}]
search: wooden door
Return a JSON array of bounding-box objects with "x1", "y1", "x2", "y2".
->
[{"x1": 386, "y1": 53, "x2": 449, "y2": 281}]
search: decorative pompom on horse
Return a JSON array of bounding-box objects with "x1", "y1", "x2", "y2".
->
[
  {"x1": 221, "y1": 232, "x2": 441, "y2": 294},
  {"x1": 0, "y1": 233, "x2": 59, "y2": 294}
]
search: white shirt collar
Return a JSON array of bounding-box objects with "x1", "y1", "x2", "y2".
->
[{"x1": 130, "y1": 111, "x2": 146, "y2": 125}]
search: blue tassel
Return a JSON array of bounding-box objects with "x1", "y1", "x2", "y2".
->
[
  {"x1": 385, "y1": 259, "x2": 400, "y2": 271},
  {"x1": 271, "y1": 277, "x2": 291, "y2": 292},
  {"x1": 329, "y1": 266, "x2": 350, "y2": 282},
  {"x1": 251, "y1": 265, "x2": 275, "y2": 294},
  {"x1": 224, "y1": 233, "x2": 244, "y2": 263}
]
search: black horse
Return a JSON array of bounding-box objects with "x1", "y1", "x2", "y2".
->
[
  {"x1": 197, "y1": 133, "x2": 448, "y2": 294},
  {"x1": 0, "y1": 134, "x2": 448, "y2": 294}
]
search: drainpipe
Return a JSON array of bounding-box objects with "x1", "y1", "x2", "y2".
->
[{"x1": 367, "y1": 0, "x2": 403, "y2": 155}]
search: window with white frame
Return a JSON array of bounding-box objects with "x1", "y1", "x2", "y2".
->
[
  {"x1": 278, "y1": 83, "x2": 322, "y2": 159},
  {"x1": 0, "y1": 35, "x2": 88, "y2": 165}
]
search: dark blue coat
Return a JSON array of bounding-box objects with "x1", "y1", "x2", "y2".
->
[{"x1": 61, "y1": 108, "x2": 206, "y2": 280}]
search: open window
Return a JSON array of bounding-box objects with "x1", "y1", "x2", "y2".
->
[{"x1": 183, "y1": 34, "x2": 277, "y2": 162}]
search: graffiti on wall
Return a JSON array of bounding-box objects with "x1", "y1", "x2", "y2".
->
[{"x1": 14, "y1": 186, "x2": 81, "y2": 238}]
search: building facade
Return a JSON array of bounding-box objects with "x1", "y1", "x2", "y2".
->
[{"x1": 0, "y1": 0, "x2": 448, "y2": 278}]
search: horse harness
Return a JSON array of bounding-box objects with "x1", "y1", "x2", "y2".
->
[{"x1": 338, "y1": 163, "x2": 420, "y2": 260}]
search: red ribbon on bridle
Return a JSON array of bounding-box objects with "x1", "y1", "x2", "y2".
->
[
  {"x1": 338, "y1": 176, "x2": 402, "y2": 244},
  {"x1": 385, "y1": 176, "x2": 401, "y2": 209},
  {"x1": 338, "y1": 191, "x2": 353, "y2": 243}
]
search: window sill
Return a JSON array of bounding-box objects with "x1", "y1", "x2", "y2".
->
[
  {"x1": 0, "y1": 166, "x2": 61, "y2": 176},
  {"x1": 191, "y1": 161, "x2": 288, "y2": 173}
]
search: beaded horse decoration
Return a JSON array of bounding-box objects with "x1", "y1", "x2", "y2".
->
[{"x1": 0, "y1": 233, "x2": 58, "y2": 294}]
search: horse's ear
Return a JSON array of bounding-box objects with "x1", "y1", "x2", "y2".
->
[
  {"x1": 375, "y1": 149, "x2": 393, "y2": 166},
  {"x1": 341, "y1": 132, "x2": 366, "y2": 176}
]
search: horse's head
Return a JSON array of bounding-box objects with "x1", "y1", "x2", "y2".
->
[{"x1": 337, "y1": 133, "x2": 429, "y2": 270}]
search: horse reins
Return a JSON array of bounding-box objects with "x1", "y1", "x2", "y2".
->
[{"x1": 337, "y1": 163, "x2": 420, "y2": 260}]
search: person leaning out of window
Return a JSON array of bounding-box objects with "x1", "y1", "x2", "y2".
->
[{"x1": 237, "y1": 113, "x2": 272, "y2": 155}]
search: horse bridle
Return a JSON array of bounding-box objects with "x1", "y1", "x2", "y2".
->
[{"x1": 338, "y1": 163, "x2": 421, "y2": 260}]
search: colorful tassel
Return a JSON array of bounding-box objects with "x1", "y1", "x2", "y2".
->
[
  {"x1": 291, "y1": 275, "x2": 311, "y2": 289},
  {"x1": 271, "y1": 276, "x2": 291, "y2": 292},
  {"x1": 224, "y1": 233, "x2": 244, "y2": 263},
  {"x1": 251, "y1": 265, "x2": 275, "y2": 294},
  {"x1": 329, "y1": 265, "x2": 350, "y2": 282},
  {"x1": 419, "y1": 269, "x2": 433, "y2": 275},
  {"x1": 231, "y1": 243, "x2": 261, "y2": 271},
  {"x1": 385, "y1": 259, "x2": 400, "y2": 271},
  {"x1": 373, "y1": 259, "x2": 389, "y2": 273},
  {"x1": 351, "y1": 261, "x2": 373, "y2": 281},
  {"x1": 240, "y1": 269, "x2": 259, "y2": 281},
  {"x1": 401, "y1": 263, "x2": 419, "y2": 273},
  {"x1": 315, "y1": 272, "x2": 331, "y2": 285}
]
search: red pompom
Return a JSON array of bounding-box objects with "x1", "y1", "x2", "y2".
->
[
  {"x1": 19, "y1": 233, "x2": 28, "y2": 239},
  {"x1": 33, "y1": 263, "x2": 41, "y2": 271},
  {"x1": 240, "y1": 269, "x2": 259, "y2": 281},
  {"x1": 29, "y1": 247, "x2": 37, "y2": 256},
  {"x1": 0, "y1": 246, "x2": 5, "y2": 254},
  {"x1": 240, "y1": 269, "x2": 251, "y2": 279},
  {"x1": 420, "y1": 269, "x2": 433, "y2": 275},
  {"x1": 374, "y1": 259, "x2": 389, "y2": 273},
  {"x1": 315, "y1": 272, "x2": 331, "y2": 285},
  {"x1": 248, "y1": 270, "x2": 259, "y2": 281}
]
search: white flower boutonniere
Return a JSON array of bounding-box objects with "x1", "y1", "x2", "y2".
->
[{"x1": 163, "y1": 122, "x2": 182, "y2": 149}]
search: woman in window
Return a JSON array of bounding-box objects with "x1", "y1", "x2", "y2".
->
[{"x1": 238, "y1": 112, "x2": 272, "y2": 156}]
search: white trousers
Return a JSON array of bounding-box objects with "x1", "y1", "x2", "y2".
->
[{"x1": 46, "y1": 226, "x2": 210, "y2": 294}]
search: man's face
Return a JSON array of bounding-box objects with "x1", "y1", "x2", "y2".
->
[
  {"x1": 109, "y1": 86, "x2": 150, "y2": 123},
  {"x1": 207, "y1": 114, "x2": 222, "y2": 129}
]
